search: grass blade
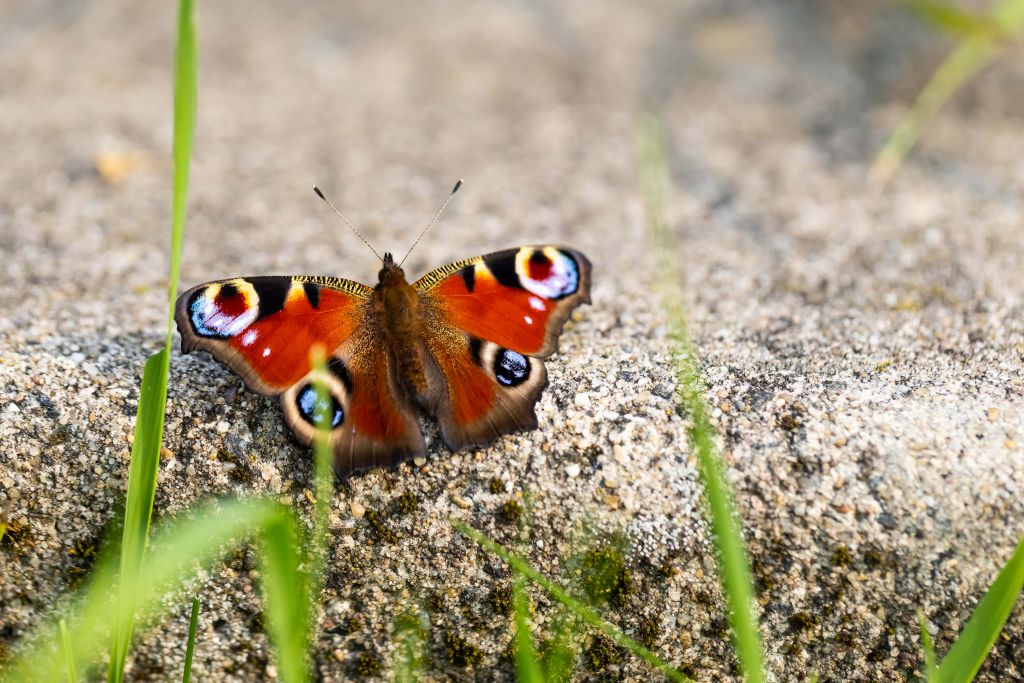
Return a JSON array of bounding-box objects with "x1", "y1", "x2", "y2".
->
[
  {"x1": 638, "y1": 115, "x2": 765, "y2": 682},
  {"x1": 182, "y1": 597, "x2": 200, "y2": 683},
  {"x1": 512, "y1": 578, "x2": 544, "y2": 683},
  {"x1": 59, "y1": 619, "x2": 77, "y2": 683},
  {"x1": 906, "y1": 0, "x2": 1011, "y2": 39},
  {"x1": 871, "y1": 0, "x2": 1024, "y2": 185},
  {"x1": 307, "y1": 348, "x2": 334, "y2": 604},
  {"x1": 5, "y1": 498, "x2": 292, "y2": 682},
  {"x1": 919, "y1": 611, "x2": 939, "y2": 682},
  {"x1": 542, "y1": 611, "x2": 578, "y2": 683},
  {"x1": 108, "y1": 348, "x2": 170, "y2": 682},
  {"x1": 454, "y1": 521, "x2": 690, "y2": 682},
  {"x1": 391, "y1": 611, "x2": 427, "y2": 683},
  {"x1": 259, "y1": 513, "x2": 311, "y2": 683},
  {"x1": 166, "y1": 0, "x2": 197, "y2": 345},
  {"x1": 936, "y1": 536, "x2": 1024, "y2": 682},
  {"x1": 107, "y1": 0, "x2": 198, "y2": 676}
]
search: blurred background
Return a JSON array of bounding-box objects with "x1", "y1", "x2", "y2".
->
[{"x1": 2, "y1": 0, "x2": 1022, "y2": 318}]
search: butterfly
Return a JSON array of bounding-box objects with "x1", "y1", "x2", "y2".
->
[{"x1": 174, "y1": 183, "x2": 592, "y2": 475}]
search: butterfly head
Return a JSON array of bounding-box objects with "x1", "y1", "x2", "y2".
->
[{"x1": 377, "y1": 252, "x2": 407, "y2": 286}]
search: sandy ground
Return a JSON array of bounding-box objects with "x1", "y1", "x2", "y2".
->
[{"x1": 1, "y1": 1, "x2": 1023, "y2": 680}]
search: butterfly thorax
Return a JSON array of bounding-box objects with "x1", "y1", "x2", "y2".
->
[{"x1": 373, "y1": 254, "x2": 428, "y2": 397}]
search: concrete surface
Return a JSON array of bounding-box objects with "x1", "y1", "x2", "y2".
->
[{"x1": 1, "y1": 1, "x2": 1023, "y2": 680}]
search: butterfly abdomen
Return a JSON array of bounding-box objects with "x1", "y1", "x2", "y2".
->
[{"x1": 376, "y1": 263, "x2": 429, "y2": 398}]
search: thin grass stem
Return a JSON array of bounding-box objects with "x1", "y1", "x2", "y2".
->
[
  {"x1": 453, "y1": 521, "x2": 690, "y2": 682},
  {"x1": 59, "y1": 619, "x2": 77, "y2": 683},
  {"x1": 637, "y1": 114, "x2": 765, "y2": 683},
  {"x1": 182, "y1": 597, "x2": 200, "y2": 683}
]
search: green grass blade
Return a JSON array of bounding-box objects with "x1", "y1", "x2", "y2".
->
[
  {"x1": 166, "y1": 0, "x2": 197, "y2": 346},
  {"x1": 59, "y1": 619, "x2": 77, "y2": 683},
  {"x1": 307, "y1": 350, "x2": 334, "y2": 606},
  {"x1": 638, "y1": 115, "x2": 764, "y2": 683},
  {"x1": 512, "y1": 578, "x2": 544, "y2": 683},
  {"x1": 182, "y1": 597, "x2": 200, "y2": 683},
  {"x1": 906, "y1": 0, "x2": 1011, "y2": 39},
  {"x1": 542, "y1": 612, "x2": 578, "y2": 683},
  {"x1": 259, "y1": 512, "x2": 311, "y2": 683},
  {"x1": 391, "y1": 611, "x2": 427, "y2": 683},
  {"x1": 108, "y1": 348, "x2": 170, "y2": 682},
  {"x1": 107, "y1": 0, "x2": 198, "y2": 676},
  {"x1": 919, "y1": 611, "x2": 939, "y2": 682},
  {"x1": 871, "y1": 0, "x2": 1024, "y2": 184},
  {"x1": 6, "y1": 498, "x2": 288, "y2": 682},
  {"x1": 454, "y1": 521, "x2": 690, "y2": 683},
  {"x1": 937, "y1": 536, "x2": 1024, "y2": 683}
]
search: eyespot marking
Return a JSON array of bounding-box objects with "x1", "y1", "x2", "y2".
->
[
  {"x1": 494, "y1": 348, "x2": 530, "y2": 387},
  {"x1": 528, "y1": 250, "x2": 553, "y2": 281},
  {"x1": 516, "y1": 248, "x2": 579, "y2": 300},
  {"x1": 295, "y1": 384, "x2": 344, "y2": 429},
  {"x1": 188, "y1": 283, "x2": 258, "y2": 339}
]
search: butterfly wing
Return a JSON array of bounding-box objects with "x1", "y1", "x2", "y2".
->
[
  {"x1": 414, "y1": 246, "x2": 591, "y2": 449},
  {"x1": 175, "y1": 276, "x2": 425, "y2": 473},
  {"x1": 414, "y1": 245, "x2": 592, "y2": 358}
]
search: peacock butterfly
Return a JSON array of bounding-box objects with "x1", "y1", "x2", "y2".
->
[{"x1": 174, "y1": 182, "x2": 592, "y2": 475}]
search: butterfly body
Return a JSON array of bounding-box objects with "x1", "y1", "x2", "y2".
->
[{"x1": 175, "y1": 245, "x2": 591, "y2": 475}]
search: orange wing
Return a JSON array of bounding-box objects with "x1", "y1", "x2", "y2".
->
[
  {"x1": 175, "y1": 276, "x2": 424, "y2": 473},
  {"x1": 414, "y1": 246, "x2": 591, "y2": 449},
  {"x1": 415, "y1": 245, "x2": 591, "y2": 358}
]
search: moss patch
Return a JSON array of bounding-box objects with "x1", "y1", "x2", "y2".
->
[
  {"x1": 583, "y1": 635, "x2": 621, "y2": 671},
  {"x1": 830, "y1": 545, "x2": 852, "y2": 567},
  {"x1": 497, "y1": 499, "x2": 522, "y2": 525},
  {"x1": 392, "y1": 491, "x2": 418, "y2": 516},
  {"x1": 487, "y1": 584, "x2": 513, "y2": 616},
  {"x1": 0, "y1": 521, "x2": 32, "y2": 553},
  {"x1": 366, "y1": 510, "x2": 397, "y2": 544},
  {"x1": 637, "y1": 615, "x2": 660, "y2": 648},
  {"x1": 352, "y1": 651, "x2": 382, "y2": 677},
  {"x1": 444, "y1": 631, "x2": 484, "y2": 668},
  {"x1": 579, "y1": 544, "x2": 632, "y2": 607},
  {"x1": 787, "y1": 611, "x2": 818, "y2": 633}
]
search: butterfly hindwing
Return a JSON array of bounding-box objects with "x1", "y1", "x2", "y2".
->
[
  {"x1": 279, "y1": 336, "x2": 425, "y2": 473},
  {"x1": 421, "y1": 328, "x2": 549, "y2": 450},
  {"x1": 415, "y1": 245, "x2": 591, "y2": 449},
  {"x1": 175, "y1": 275, "x2": 424, "y2": 473}
]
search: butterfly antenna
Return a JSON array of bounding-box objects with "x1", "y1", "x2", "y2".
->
[
  {"x1": 399, "y1": 179, "x2": 462, "y2": 267},
  {"x1": 312, "y1": 185, "x2": 385, "y2": 265}
]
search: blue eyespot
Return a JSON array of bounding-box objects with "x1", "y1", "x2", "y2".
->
[
  {"x1": 494, "y1": 349, "x2": 530, "y2": 387},
  {"x1": 296, "y1": 385, "x2": 343, "y2": 428}
]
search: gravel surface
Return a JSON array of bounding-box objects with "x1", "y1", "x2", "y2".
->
[{"x1": 2, "y1": 1, "x2": 1023, "y2": 681}]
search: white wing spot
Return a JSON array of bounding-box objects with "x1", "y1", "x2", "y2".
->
[
  {"x1": 524, "y1": 315, "x2": 533, "y2": 325},
  {"x1": 241, "y1": 330, "x2": 258, "y2": 347},
  {"x1": 262, "y1": 347, "x2": 271, "y2": 358},
  {"x1": 529, "y1": 296, "x2": 546, "y2": 311}
]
